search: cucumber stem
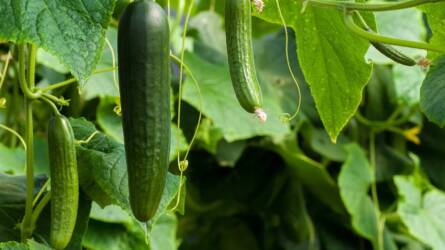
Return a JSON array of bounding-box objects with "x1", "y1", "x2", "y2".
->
[
  {"x1": 307, "y1": 0, "x2": 444, "y2": 11},
  {"x1": 343, "y1": 11, "x2": 445, "y2": 53}
]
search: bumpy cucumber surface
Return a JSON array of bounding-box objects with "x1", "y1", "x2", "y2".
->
[
  {"x1": 118, "y1": 0, "x2": 171, "y2": 222},
  {"x1": 48, "y1": 115, "x2": 79, "y2": 250},
  {"x1": 371, "y1": 42, "x2": 416, "y2": 66},
  {"x1": 225, "y1": 0, "x2": 266, "y2": 122}
]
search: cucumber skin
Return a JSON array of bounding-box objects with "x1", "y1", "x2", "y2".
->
[
  {"x1": 118, "y1": 0, "x2": 171, "y2": 222},
  {"x1": 48, "y1": 115, "x2": 79, "y2": 250},
  {"x1": 371, "y1": 42, "x2": 416, "y2": 66},
  {"x1": 225, "y1": 0, "x2": 263, "y2": 113}
]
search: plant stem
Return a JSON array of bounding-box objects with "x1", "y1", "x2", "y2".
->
[
  {"x1": 176, "y1": 0, "x2": 195, "y2": 168},
  {"x1": 40, "y1": 96, "x2": 61, "y2": 115},
  {"x1": 170, "y1": 54, "x2": 202, "y2": 161},
  {"x1": 0, "y1": 124, "x2": 26, "y2": 150},
  {"x1": 41, "y1": 67, "x2": 117, "y2": 92},
  {"x1": 18, "y1": 45, "x2": 40, "y2": 99},
  {"x1": 344, "y1": 12, "x2": 444, "y2": 52},
  {"x1": 369, "y1": 130, "x2": 383, "y2": 250},
  {"x1": 31, "y1": 191, "x2": 51, "y2": 229},
  {"x1": 21, "y1": 44, "x2": 37, "y2": 241},
  {"x1": 0, "y1": 48, "x2": 13, "y2": 92},
  {"x1": 307, "y1": 0, "x2": 444, "y2": 11}
]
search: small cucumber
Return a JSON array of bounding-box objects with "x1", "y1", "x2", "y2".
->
[
  {"x1": 225, "y1": 0, "x2": 267, "y2": 122},
  {"x1": 371, "y1": 42, "x2": 416, "y2": 66},
  {"x1": 118, "y1": 0, "x2": 171, "y2": 221},
  {"x1": 48, "y1": 115, "x2": 79, "y2": 250}
]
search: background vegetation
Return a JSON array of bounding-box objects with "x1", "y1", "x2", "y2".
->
[{"x1": 0, "y1": 0, "x2": 444, "y2": 249}]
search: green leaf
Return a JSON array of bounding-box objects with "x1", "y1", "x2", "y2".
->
[
  {"x1": 420, "y1": 55, "x2": 445, "y2": 126},
  {"x1": 420, "y1": 3, "x2": 445, "y2": 59},
  {"x1": 36, "y1": 49, "x2": 69, "y2": 74},
  {"x1": 149, "y1": 213, "x2": 178, "y2": 250},
  {"x1": 269, "y1": 133, "x2": 344, "y2": 213},
  {"x1": 415, "y1": 121, "x2": 445, "y2": 191},
  {"x1": 215, "y1": 140, "x2": 246, "y2": 167},
  {"x1": 90, "y1": 203, "x2": 132, "y2": 225},
  {"x1": 82, "y1": 28, "x2": 119, "y2": 100},
  {"x1": 395, "y1": 175, "x2": 445, "y2": 250},
  {"x1": 339, "y1": 144, "x2": 378, "y2": 241},
  {"x1": 189, "y1": 11, "x2": 227, "y2": 57},
  {"x1": 0, "y1": 137, "x2": 49, "y2": 176},
  {"x1": 301, "y1": 126, "x2": 347, "y2": 162},
  {"x1": 195, "y1": 118, "x2": 224, "y2": 154},
  {"x1": 0, "y1": 240, "x2": 51, "y2": 250},
  {"x1": 339, "y1": 144, "x2": 397, "y2": 249},
  {"x1": 0, "y1": 174, "x2": 46, "y2": 241},
  {"x1": 393, "y1": 64, "x2": 425, "y2": 105},
  {"x1": 83, "y1": 220, "x2": 148, "y2": 250},
  {"x1": 0, "y1": 0, "x2": 115, "y2": 84},
  {"x1": 0, "y1": 143, "x2": 25, "y2": 174},
  {"x1": 255, "y1": 0, "x2": 373, "y2": 142},
  {"x1": 70, "y1": 118, "x2": 182, "y2": 220}
]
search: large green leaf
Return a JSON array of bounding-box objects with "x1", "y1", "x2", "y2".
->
[
  {"x1": 339, "y1": 144, "x2": 397, "y2": 249},
  {"x1": 84, "y1": 212, "x2": 177, "y2": 250},
  {"x1": 0, "y1": 0, "x2": 115, "y2": 84},
  {"x1": 395, "y1": 175, "x2": 445, "y2": 250},
  {"x1": 420, "y1": 55, "x2": 445, "y2": 126},
  {"x1": 415, "y1": 121, "x2": 445, "y2": 191},
  {"x1": 420, "y1": 3, "x2": 445, "y2": 59},
  {"x1": 339, "y1": 144, "x2": 378, "y2": 241},
  {"x1": 254, "y1": 0, "x2": 374, "y2": 141},
  {"x1": 0, "y1": 240, "x2": 51, "y2": 250}
]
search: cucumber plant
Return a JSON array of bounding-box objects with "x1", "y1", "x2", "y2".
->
[{"x1": 0, "y1": 0, "x2": 444, "y2": 249}]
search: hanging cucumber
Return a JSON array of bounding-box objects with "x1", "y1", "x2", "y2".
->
[
  {"x1": 346, "y1": 10, "x2": 416, "y2": 66},
  {"x1": 118, "y1": 0, "x2": 171, "y2": 222},
  {"x1": 48, "y1": 115, "x2": 79, "y2": 250},
  {"x1": 370, "y1": 42, "x2": 416, "y2": 66},
  {"x1": 225, "y1": 0, "x2": 267, "y2": 122}
]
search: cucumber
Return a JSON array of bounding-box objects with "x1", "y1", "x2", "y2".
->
[
  {"x1": 371, "y1": 42, "x2": 416, "y2": 66},
  {"x1": 118, "y1": 0, "x2": 171, "y2": 221},
  {"x1": 225, "y1": 0, "x2": 267, "y2": 122},
  {"x1": 48, "y1": 115, "x2": 79, "y2": 250}
]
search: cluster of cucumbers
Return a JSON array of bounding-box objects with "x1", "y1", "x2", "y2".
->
[{"x1": 116, "y1": 0, "x2": 265, "y2": 223}]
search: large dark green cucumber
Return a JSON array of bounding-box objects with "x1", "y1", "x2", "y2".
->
[
  {"x1": 48, "y1": 115, "x2": 79, "y2": 250},
  {"x1": 225, "y1": 0, "x2": 266, "y2": 122},
  {"x1": 118, "y1": 0, "x2": 171, "y2": 222}
]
